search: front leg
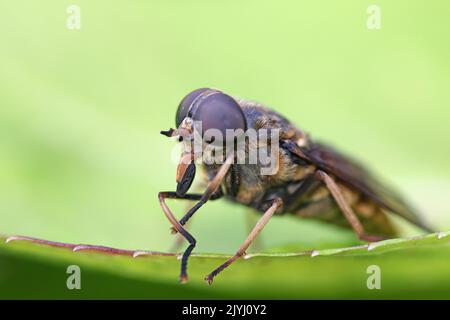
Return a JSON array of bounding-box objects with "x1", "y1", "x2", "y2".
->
[
  {"x1": 158, "y1": 155, "x2": 233, "y2": 283},
  {"x1": 172, "y1": 155, "x2": 233, "y2": 232},
  {"x1": 205, "y1": 198, "x2": 283, "y2": 285},
  {"x1": 158, "y1": 192, "x2": 198, "y2": 283},
  {"x1": 156, "y1": 190, "x2": 222, "y2": 253},
  {"x1": 173, "y1": 188, "x2": 223, "y2": 232}
]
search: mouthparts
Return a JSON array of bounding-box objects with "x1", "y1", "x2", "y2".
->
[{"x1": 176, "y1": 153, "x2": 196, "y2": 196}]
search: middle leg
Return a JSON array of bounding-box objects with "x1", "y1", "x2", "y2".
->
[{"x1": 205, "y1": 197, "x2": 283, "y2": 285}]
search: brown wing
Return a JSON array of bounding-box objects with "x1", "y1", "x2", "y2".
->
[{"x1": 285, "y1": 139, "x2": 433, "y2": 232}]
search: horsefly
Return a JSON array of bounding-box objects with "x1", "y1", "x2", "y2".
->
[{"x1": 159, "y1": 88, "x2": 433, "y2": 284}]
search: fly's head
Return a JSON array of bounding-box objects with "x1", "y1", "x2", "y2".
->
[{"x1": 161, "y1": 88, "x2": 247, "y2": 196}]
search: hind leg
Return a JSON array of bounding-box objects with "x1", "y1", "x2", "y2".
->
[{"x1": 316, "y1": 170, "x2": 386, "y2": 242}]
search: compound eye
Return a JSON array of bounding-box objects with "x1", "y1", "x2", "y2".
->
[
  {"x1": 192, "y1": 92, "x2": 247, "y2": 143},
  {"x1": 176, "y1": 88, "x2": 210, "y2": 127}
]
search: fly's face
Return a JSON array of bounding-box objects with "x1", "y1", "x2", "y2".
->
[{"x1": 161, "y1": 88, "x2": 247, "y2": 196}]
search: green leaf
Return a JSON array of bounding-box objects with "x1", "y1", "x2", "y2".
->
[{"x1": 1, "y1": 232, "x2": 450, "y2": 299}]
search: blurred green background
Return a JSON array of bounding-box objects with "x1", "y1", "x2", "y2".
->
[{"x1": 1, "y1": 0, "x2": 449, "y2": 258}]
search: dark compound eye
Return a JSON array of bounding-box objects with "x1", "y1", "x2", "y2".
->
[
  {"x1": 175, "y1": 88, "x2": 209, "y2": 127},
  {"x1": 191, "y1": 92, "x2": 247, "y2": 143}
]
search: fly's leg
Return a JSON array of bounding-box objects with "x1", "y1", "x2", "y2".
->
[
  {"x1": 159, "y1": 192, "x2": 197, "y2": 283},
  {"x1": 169, "y1": 188, "x2": 223, "y2": 234},
  {"x1": 170, "y1": 217, "x2": 192, "y2": 253},
  {"x1": 158, "y1": 192, "x2": 220, "y2": 253},
  {"x1": 159, "y1": 192, "x2": 203, "y2": 255},
  {"x1": 205, "y1": 198, "x2": 283, "y2": 285},
  {"x1": 316, "y1": 170, "x2": 386, "y2": 242},
  {"x1": 171, "y1": 155, "x2": 233, "y2": 233},
  {"x1": 170, "y1": 180, "x2": 208, "y2": 252},
  {"x1": 158, "y1": 156, "x2": 233, "y2": 283},
  {"x1": 244, "y1": 209, "x2": 264, "y2": 252}
]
